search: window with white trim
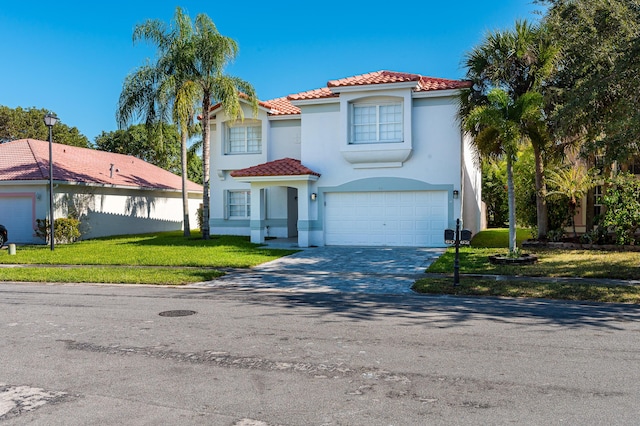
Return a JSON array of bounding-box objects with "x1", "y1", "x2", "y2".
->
[
  {"x1": 351, "y1": 102, "x2": 402, "y2": 144},
  {"x1": 228, "y1": 190, "x2": 251, "y2": 218},
  {"x1": 226, "y1": 124, "x2": 261, "y2": 154}
]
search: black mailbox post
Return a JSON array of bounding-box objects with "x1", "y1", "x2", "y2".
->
[{"x1": 444, "y1": 219, "x2": 472, "y2": 286}]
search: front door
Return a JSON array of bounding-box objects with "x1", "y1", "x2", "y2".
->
[{"x1": 287, "y1": 187, "x2": 298, "y2": 237}]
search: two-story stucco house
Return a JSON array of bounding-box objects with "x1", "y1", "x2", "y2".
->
[{"x1": 208, "y1": 70, "x2": 482, "y2": 248}]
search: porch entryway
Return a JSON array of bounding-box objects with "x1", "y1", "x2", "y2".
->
[{"x1": 230, "y1": 158, "x2": 320, "y2": 248}]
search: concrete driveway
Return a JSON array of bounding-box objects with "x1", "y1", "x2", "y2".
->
[{"x1": 192, "y1": 246, "x2": 445, "y2": 294}]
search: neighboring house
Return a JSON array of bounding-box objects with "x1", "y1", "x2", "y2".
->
[
  {"x1": 209, "y1": 70, "x2": 483, "y2": 248},
  {"x1": 571, "y1": 156, "x2": 640, "y2": 235},
  {"x1": 0, "y1": 139, "x2": 202, "y2": 244}
]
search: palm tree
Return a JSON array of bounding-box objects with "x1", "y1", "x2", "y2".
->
[
  {"x1": 119, "y1": 7, "x2": 257, "y2": 239},
  {"x1": 117, "y1": 20, "x2": 198, "y2": 236},
  {"x1": 167, "y1": 8, "x2": 258, "y2": 240},
  {"x1": 546, "y1": 163, "x2": 596, "y2": 237},
  {"x1": 462, "y1": 20, "x2": 560, "y2": 240},
  {"x1": 463, "y1": 89, "x2": 544, "y2": 254},
  {"x1": 169, "y1": 72, "x2": 201, "y2": 237}
]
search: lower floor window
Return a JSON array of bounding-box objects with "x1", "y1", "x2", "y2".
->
[
  {"x1": 228, "y1": 190, "x2": 250, "y2": 218},
  {"x1": 593, "y1": 185, "x2": 603, "y2": 218}
]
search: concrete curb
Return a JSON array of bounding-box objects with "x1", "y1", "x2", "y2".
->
[{"x1": 422, "y1": 273, "x2": 640, "y2": 287}]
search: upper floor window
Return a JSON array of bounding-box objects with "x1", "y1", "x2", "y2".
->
[
  {"x1": 226, "y1": 124, "x2": 261, "y2": 154},
  {"x1": 351, "y1": 102, "x2": 402, "y2": 144}
]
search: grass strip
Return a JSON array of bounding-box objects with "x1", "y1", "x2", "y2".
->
[
  {"x1": 0, "y1": 266, "x2": 224, "y2": 285},
  {"x1": 428, "y1": 247, "x2": 640, "y2": 280},
  {"x1": 413, "y1": 277, "x2": 640, "y2": 304}
]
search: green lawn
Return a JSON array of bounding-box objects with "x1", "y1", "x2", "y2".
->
[
  {"x1": 426, "y1": 247, "x2": 640, "y2": 279},
  {"x1": 467, "y1": 227, "x2": 531, "y2": 248},
  {"x1": 0, "y1": 266, "x2": 224, "y2": 286},
  {"x1": 412, "y1": 277, "x2": 640, "y2": 304},
  {"x1": 414, "y1": 228, "x2": 640, "y2": 304},
  {"x1": 0, "y1": 231, "x2": 296, "y2": 285}
]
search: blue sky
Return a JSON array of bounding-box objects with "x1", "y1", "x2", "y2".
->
[{"x1": 0, "y1": 1, "x2": 544, "y2": 143}]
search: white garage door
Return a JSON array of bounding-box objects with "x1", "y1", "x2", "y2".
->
[
  {"x1": 0, "y1": 196, "x2": 34, "y2": 243},
  {"x1": 324, "y1": 191, "x2": 448, "y2": 247}
]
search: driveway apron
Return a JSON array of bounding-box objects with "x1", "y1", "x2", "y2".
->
[{"x1": 192, "y1": 247, "x2": 445, "y2": 294}]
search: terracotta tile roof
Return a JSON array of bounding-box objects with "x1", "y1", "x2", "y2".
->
[
  {"x1": 265, "y1": 71, "x2": 469, "y2": 114},
  {"x1": 230, "y1": 158, "x2": 320, "y2": 178},
  {"x1": 286, "y1": 87, "x2": 337, "y2": 102},
  {"x1": 416, "y1": 75, "x2": 473, "y2": 91},
  {"x1": 327, "y1": 70, "x2": 421, "y2": 87},
  {"x1": 262, "y1": 96, "x2": 301, "y2": 116},
  {"x1": 208, "y1": 93, "x2": 276, "y2": 116},
  {"x1": 327, "y1": 70, "x2": 472, "y2": 91},
  {"x1": 0, "y1": 139, "x2": 203, "y2": 192},
  {"x1": 206, "y1": 71, "x2": 470, "y2": 118}
]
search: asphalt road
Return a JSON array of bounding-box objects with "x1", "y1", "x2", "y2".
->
[{"x1": 1, "y1": 283, "x2": 639, "y2": 425}]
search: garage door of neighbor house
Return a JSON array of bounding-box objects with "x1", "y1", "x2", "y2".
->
[
  {"x1": 0, "y1": 196, "x2": 34, "y2": 243},
  {"x1": 324, "y1": 191, "x2": 448, "y2": 247}
]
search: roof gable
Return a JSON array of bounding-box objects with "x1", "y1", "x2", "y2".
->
[{"x1": 0, "y1": 139, "x2": 203, "y2": 192}]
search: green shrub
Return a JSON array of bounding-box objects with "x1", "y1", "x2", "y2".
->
[
  {"x1": 601, "y1": 172, "x2": 640, "y2": 245},
  {"x1": 36, "y1": 217, "x2": 81, "y2": 244},
  {"x1": 580, "y1": 226, "x2": 610, "y2": 245},
  {"x1": 482, "y1": 159, "x2": 509, "y2": 227},
  {"x1": 546, "y1": 228, "x2": 565, "y2": 242},
  {"x1": 196, "y1": 206, "x2": 204, "y2": 231}
]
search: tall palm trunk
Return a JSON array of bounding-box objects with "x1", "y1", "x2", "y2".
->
[
  {"x1": 180, "y1": 127, "x2": 191, "y2": 237},
  {"x1": 533, "y1": 144, "x2": 548, "y2": 239},
  {"x1": 506, "y1": 155, "x2": 517, "y2": 254},
  {"x1": 201, "y1": 91, "x2": 211, "y2": 240},
  {"x1": 569, "y1": 200, "x2": 578, "y2": 238}
]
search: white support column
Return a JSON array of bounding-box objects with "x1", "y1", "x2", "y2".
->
[
  {"x1": 250, "y1": 187, "x2": 265, "y2": 244},
  {"x1": 297, "y1": 183, "x2": 311, "y2": 248}
]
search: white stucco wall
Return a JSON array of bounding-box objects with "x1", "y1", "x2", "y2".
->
[
  {"x1": 299, "y1": 94, "x2": 461, "y2": 186},
  {"x1": 62, "y1": 185, "x2": 202, "y2": 239},
  {"x1": 210, "y1": 104, "x2": 302, "y2": 237},
  {"x1": 298, "y1": 102, "x2": 342, "y2": 183},
  {"x1": 297, "y1": 91, "x2": 464, "y2": 232},
  {"x1": 461, "y1": 133, "x2": 483, "y2": 234},
  {"x1": 268, "y1": 119, "x2": 301, "y2": 161},
  {"x1": 411, "y1": 96, "x2": 464, "y2": 187}
]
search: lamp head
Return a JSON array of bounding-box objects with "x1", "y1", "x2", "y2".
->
[{"x1": 44, "y1": 113, "x2": 58, "y2": 127}]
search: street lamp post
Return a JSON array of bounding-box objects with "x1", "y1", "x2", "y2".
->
[{"x1": 44, "y1": 113, "x2": 58, "y2": 251}]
